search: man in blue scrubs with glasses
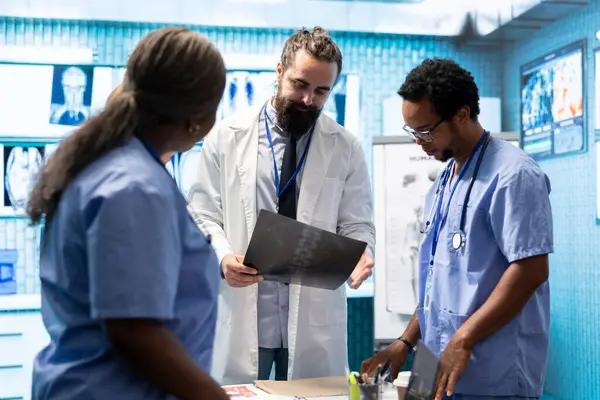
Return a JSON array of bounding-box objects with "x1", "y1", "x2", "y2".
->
[{"x1": 362, "y1": 58, "x2": 553, "y2": 400}]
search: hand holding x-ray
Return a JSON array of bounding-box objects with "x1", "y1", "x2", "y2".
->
[{"x1": 349, "y1": 249, "x2": 374, "y2": 289}]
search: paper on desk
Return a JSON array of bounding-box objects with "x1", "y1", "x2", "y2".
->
[
  {"x1": 224, "y1": 385, "x2": 259, "y2": 397},
  {"x1": 254, "y1": 376, "x2": 348, "y2": 397}
]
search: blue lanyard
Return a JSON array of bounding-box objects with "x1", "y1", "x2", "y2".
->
[
  {"x1": 263, "y1": 106, "x2": 314, "y2": 201},
  {"x1": 430, "y1": 132, "x2": 488, "y2": 264}
]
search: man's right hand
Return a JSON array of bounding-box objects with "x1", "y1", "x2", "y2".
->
[
  {"x1": 361, "y1": 339, "x2": 411, "y2": 381},
  {"x1": 221, "y1": 254, "x2": 263, "y2": 288}
]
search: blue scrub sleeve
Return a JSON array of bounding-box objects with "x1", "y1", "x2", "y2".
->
[
  {"x1": 489, "y1": 163, "x2": 554, "y2": 264},
  {"x1": 86, "y1": 184, "x2": 182, "y2": 320}
]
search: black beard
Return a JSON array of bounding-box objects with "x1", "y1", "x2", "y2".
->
[{"x1": 273, "y1": 94, "x2": 321, "y2": 140}]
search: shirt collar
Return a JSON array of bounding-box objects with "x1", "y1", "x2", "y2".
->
[
  {"x1": 138, "y1": 137, "x2": 162, "y2": 164},
  {"x1": 265, "y1": 99, "x2": 284, "y2": 134}
]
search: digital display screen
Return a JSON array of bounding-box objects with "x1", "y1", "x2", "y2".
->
[
  {"x1": 0, "y1": 63, "x2": 119, "y2": 138},
  {"x1": 520, "y1": 41, "x2": 585, "y2": 160}
]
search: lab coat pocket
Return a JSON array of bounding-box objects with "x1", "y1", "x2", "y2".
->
[
  {"x1": 308, "y1": 286, "x2": 346, "y2": 327},
  {"x1": 311, "y1": 178, "x2": 343, "y2": 231}
]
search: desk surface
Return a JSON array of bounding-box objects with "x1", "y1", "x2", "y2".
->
[{"x1": 223, "y1": 383, "x2": 399, "y2": 399}]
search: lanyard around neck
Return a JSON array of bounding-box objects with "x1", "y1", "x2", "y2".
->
[
  {"x1": 430, "y1": 131, "x2": 489, "y2": 264},
  {"x1": 263, "y1": 106, "x2": 314, "y2": 200}
]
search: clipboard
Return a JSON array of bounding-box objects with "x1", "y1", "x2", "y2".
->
[
  {"x1": 243, "y1": 210, "x2": 367, "y2": 290},
  {"x1": 405, "y1": 340, "x2": 440, "y2": 400}
]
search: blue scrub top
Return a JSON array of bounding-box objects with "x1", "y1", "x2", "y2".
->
[
  {"x1": 418, "y1": 138, "x2": 553, "y2": 398},
  {"x1": 32, "y1": 137, "x2": 220, "y2": 400}
]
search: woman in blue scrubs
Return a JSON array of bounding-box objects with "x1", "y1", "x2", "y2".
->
[{"x1": 27, "y1": 27, "x2": 228, "y2": 400}]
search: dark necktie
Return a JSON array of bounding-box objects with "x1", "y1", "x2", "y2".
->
[{"x1": 278, "y1": 136, "x2": 297, "y2": 219}]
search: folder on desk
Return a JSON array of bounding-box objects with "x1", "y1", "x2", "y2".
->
[
  {"x1": 254, "y1": 376, "x2": 348, "y2": 397},
  {"x1": 243, "y1": 210, "x2": 367, "y2": 291}
]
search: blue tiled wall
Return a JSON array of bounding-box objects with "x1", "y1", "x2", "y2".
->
[
  {"x1": 0, "y1": 16, "x2": 503, "y2": 375},
  {"x1": 503, "y1": 1, "x2": 600, "y2": 398},
  {"x1": 0, "y1": 17, "x2": 504, "y2": 296}
]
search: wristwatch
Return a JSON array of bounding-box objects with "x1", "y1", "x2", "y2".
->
[{"x1": 397, "y1": 336, "x2": 415, "y2": 354}]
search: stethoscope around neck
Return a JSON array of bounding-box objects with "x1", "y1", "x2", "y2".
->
[{"x1": 421, "y1": 131, "x2": 491, "y2": 250}]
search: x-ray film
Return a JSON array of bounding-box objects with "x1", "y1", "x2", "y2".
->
[
  {"x1": 49, "y1": 65, "x2": 95, "y2": 127},
  {"x1": 178, "y1": 145, "x2": 203, "y2": 200},
  {"x1": 3, "y1": 145, "x2": 45, "y2": 210},
  {"x1": 219, "y1": 71, "x2": 277, "y2": 120}
]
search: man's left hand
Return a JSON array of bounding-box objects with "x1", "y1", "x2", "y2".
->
[
  {"x1": 349, "y1": 250, "x2": 374, "y2": 289},
  {"x1": 434, "y1": 334, "x2": 473, "y2": 400}
]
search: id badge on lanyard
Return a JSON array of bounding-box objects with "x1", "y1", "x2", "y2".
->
[
  {"x1": 423, "y1": 132, "x2": 487, "y2": 313},
  {"x1": 423, "y1": 267, "x2": 434, "y2": 312}
]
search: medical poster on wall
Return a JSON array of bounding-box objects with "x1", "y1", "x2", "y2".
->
[
  {"x1": 595, "y1": 49, "x2": 600, "y2": 224},
  {"x1": 383, "y1": 143, "x2": 444, "y2": 314},
  {"x1": 596, "y1": 131, "x2": 600, "y2": 224},
  {"x1": 596, "y1": 49, "x2": 600, "y2": 131}
]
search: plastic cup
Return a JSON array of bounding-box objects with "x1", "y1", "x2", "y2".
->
[{"x1": 393, "y1": 371, "x2": 411, "y2": 399}]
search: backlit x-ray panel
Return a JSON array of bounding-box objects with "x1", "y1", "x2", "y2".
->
[
  {"x1": 178, "y1": 145, "x2": 203, "y2": 200},
  {"x1": 217, "y1": 70, "x2": 361, "y2": 137},
  {"x1": 2, "y1": 145, "x2": 45, "y2": 211},
  {"x1": 323, "y1": 74, "x2": 360, "y2": 138},
  {"x1": 44, "y1": 143, "x2": 59, "y2": 160},
  {"x1": 218, "y1": 71, "x2": 277, "y2": 120},
  {"x1": 0, "y1": 63, "x2": 118, "y2": 138}
]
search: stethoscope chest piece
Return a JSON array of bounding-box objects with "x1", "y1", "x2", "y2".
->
[{"x1": 451, "y1": 231, "x2": 466, "y2": 250}]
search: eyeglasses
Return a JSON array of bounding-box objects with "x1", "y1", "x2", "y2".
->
[{"x1": 402, "y1": 118, "x2": 444, "y2": 143}]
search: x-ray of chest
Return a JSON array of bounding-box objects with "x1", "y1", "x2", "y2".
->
[
  {"x1": 218, "y1": 71, "x2": 277, "y2": 120},
  {"x1": 4, "y1": 145, "x2": 45, "y2": 210}
]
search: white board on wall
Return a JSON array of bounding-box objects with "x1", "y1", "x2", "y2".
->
[{"x1": 373, "y1": 136, "x2": 428, "y2": 342}]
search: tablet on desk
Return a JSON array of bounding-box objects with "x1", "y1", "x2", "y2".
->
[
  {"x1": 405, "y1": 340, "x2": 440, "y2": 400},
  {"x1": 243, "y1": 210, "x2": 367, "y2": 290}
]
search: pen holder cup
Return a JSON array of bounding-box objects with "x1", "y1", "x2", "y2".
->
[{"x1": 349, "y1": 382, "x2": 383, "y2": 400}]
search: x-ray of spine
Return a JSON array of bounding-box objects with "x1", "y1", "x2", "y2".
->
[{"x1": 4, "y1": 146, "x2": 45, "y2": 210}]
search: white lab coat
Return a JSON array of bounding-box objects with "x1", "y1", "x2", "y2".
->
[{"x1": 188, "y1": 104, "x2": 375, "y2": 385}]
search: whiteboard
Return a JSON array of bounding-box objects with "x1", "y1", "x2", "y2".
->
[
  {"x1": 373, "y1": 134, "x2": 519, "y2": 343},
  {"x1": 373, "y1": 136, "x2": 420, "y2": 342}
]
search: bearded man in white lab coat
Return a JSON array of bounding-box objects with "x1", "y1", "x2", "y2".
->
[{"x1": 188, "y1": 26, "x2": 375, "y2": 385}]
